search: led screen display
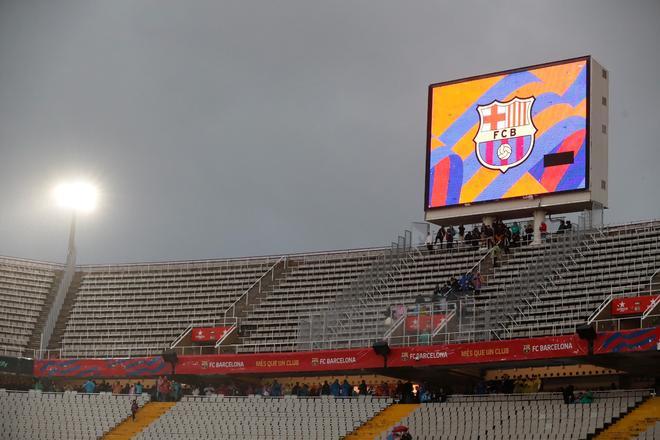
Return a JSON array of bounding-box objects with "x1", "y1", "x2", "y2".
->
[{"x1": 426, "y1": 57, "x2": 589, "y2": 209}]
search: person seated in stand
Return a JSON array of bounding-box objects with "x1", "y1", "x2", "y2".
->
[{"x1": 565, "y1": 220, "x2": 573, "y2": 232}]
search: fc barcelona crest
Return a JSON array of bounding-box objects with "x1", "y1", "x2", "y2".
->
[{"x1": 474, "y1": 97, "x2": 537, "y2": 173}]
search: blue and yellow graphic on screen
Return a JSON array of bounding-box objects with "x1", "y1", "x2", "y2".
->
[{"x1": 427, "y1": 58, "x2": 588, "y2": 209}]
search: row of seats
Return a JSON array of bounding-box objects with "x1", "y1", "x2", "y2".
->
[
  {"x1": 59, "y1": 258, "x2": 277, "y2": 356},
  {"x1": 380, "y1": 390, "x2": 650, "y2": 440},
  {"x1": 0, "y1": 258, "x2": 60, "y2": 356},
  {"x1": 136, "y1": 394, "x2": 392, "y2": 440},
  {"x1": 0, "y1": 389, "x2": 149, "y2": 440}
]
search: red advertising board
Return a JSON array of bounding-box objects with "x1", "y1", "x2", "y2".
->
[
  {"x1": 191, "y1": 326, "x2": 233, "y2": 342},
  {"x1": 611, "y1": 295, "x2": 658, "y2": 316},
  {"x1": 33, "y1": 332, "x2": 603, "y2": 378},
  {"x1": 404, "y1": 314, "x2": 446, "y2": 333}
]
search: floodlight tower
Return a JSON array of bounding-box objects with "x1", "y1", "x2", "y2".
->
[
  {"x1": 40, "y1": 181, "x2": 98, "y2": 355},
  {"x1": 53, "y1": 181, "x2": 98, "y2": 260}
]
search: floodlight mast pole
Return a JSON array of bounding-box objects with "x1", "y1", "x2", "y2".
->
[{"x1": 67, "y1": 212, "x2": 77, "y2": 260}]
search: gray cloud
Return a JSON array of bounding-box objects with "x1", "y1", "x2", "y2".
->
[{"x1": 0, "y1": 0, "x2": 658, "y2": 264}]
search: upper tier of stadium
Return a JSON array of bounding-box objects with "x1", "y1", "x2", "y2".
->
[{"x1": 1, "y1": 218, "x2": 658, "y2": 358}]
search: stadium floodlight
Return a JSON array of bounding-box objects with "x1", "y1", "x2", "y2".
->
[{"x1": 53, "y1": 181, "x2": 98, "y2": 213}]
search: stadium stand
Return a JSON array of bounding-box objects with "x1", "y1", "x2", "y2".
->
[
  {"x1": 239, "y1": 249, "x2": 386, "y2": 352},
  {"x1": 379, "y1": 390, "x2": 651, "y2": 440},
  {"x1": 135, "y1": 394, "x2": 392, "y2": 440},
  {"x1": 2, "y1": 219, "x2": 657, "y2": 358},
  {"x1": 58, "y1": 258, "x2": 277, "y2": 357},
  {"x1": 294, "y1": 243, "x2": 485, "y2": 349},
  {"x1": 0, "y1": 389, "x2": 149, "y2": 439},
  {"x1": 0, "y1": 257, "x2": 61, "y2": 357},
  {"x1": 476, "y1": 221, "x2": 660, "y2": 339}
]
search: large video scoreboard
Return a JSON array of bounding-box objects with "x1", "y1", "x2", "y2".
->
[{"x1": 425, "y1": 56, "x2": 608, "y2": 223}]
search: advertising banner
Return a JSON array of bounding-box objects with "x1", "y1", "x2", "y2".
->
[
  {"x1": 594, "y1": 327, "x2": 660, "y2": 354},
  {"x1": 33, "y1": 333, "x2": 602, "y2": 378},
  {"x1": 404, "y1": 314, "x2": 446, "y2": 333},
  {"x1": 35, "y1": 356, "x2": 169, "y2": 378},
  {"x1": 191, "y1": 326, "x2": 233, "y2": 342},
  {"x1": 611, "y1": 295, "x2": 658, "y2": 316}
]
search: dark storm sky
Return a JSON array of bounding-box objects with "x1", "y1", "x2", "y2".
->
[{"x1": 0, "y1": 0, "x2": 658, "y2": 264}]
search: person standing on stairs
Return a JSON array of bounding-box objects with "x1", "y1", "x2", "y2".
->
[{"x1": 131, "y1": 399, "x2": 139, "y2": 421}]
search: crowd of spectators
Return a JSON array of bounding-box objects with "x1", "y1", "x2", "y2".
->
[
  {"x1": 425, "y1": 218, "x2": 573, "y2": 252},
  {"x1": 474, "y1": 375, "x2": 542, "y2": 395}
]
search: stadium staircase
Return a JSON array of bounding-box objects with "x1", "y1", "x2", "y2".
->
[
  {"x1": 344, "y1": 403, "x2": 419, "y2": 440},
  {"x1": 593, "y1": 396, "x2": 660, "y2": 440},
  {"x1": 25, "y1": 269, "x2": 63, "y2": 352},
  {"x1": 103, "y1": 401, "x2": 176, "y2": 440},
  {"x1": 46, "y1": 271, "x2": 83, "y2": 350}
]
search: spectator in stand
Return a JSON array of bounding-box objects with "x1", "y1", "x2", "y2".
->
[
  {"x1": 159, "y1": 377, "x2": 171, "y2": 401},
  {"x1": 34, "y1": 379, "x2": 44, "y2": 391},
  {"x1": 131, "y1": 399, "x2": 139, "y2": 421},
  {"x1": 510, "y1": 222, "x2": 521, "y2": 244},
  {"x1": 171, "y1": 379, "x2": 181, "y2": 401},
  {"x1": 83, "y1": 379, "x2": 96, "y2": 394},
  {"x1": 341, "y1": 379, "x2": 352, "y2": 397},
  {"x1": 565, "y1": 220, "x2": 572, "y2": 232},
  {"x1": 129, "y1": 383, "x2": 135, "y2": 395},
  {"x1": 524, "y1": 223, "x2": 534, "y2": 244},
  {"x1": 483, "y1": 224, "x2": 494, "y2": 248},
  {"x1": 330, "y1": 379, "x2": 340, "y2": 397},
  {"x1": 300, "y1": 384, "x2": 310, "y2": 396},
  {"x1": 562, "y1": 385, "x2": 575, "y2": 404},
  {"x1": 458, "y1": 225, "x2": 465, "y2": 245},
  {"x1": 539, "y1": 221, "x2": 548, "y2": 240},
  {"x1": 557, "y1": 219, "x2": 566, "y2": 234},
  {"x1": 291, "y1": 382, "x2": 301, "y2": 396},
  {"x1": 472, "y1": 272, "x2": 482, "y2": 293},
  {"x1": 321, "y1": 380, "x2": 330, "y2": 395},
  {"x1": 435, "y1": 226, "x2": 445, "y2": 249},
  {"x1": 445, "y1": 227, "x2": 454, "y2": 249},
  {"x1": 113, "y1": 381, "x2": 122, "y2": 395},
  {"x1": 135, "y1": 382, "x2": 143, "y2": 395},
  {"x1": 425, "y1": 232, "x2": 434, "y2": 251},
  {"x1": 271, "y1": 379, "x2": 282, "y2": 396},
  {"x1": 358, "y1": 380, "x2": 368, "y2": 395}
]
